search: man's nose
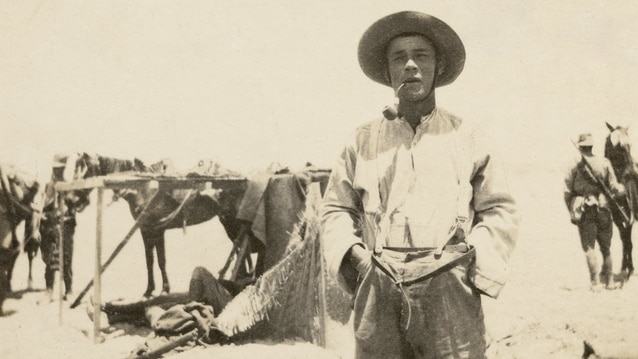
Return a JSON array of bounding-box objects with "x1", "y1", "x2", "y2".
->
[{"x1": 404, "y1": 58, "x2": 418, "y2": 71}]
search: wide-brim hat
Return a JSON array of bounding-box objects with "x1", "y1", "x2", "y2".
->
[
  {"x1": 52, "y1": 153, "x2": 68, "y2": 168},
  {"x1": 577, "y1": 133, "x2": 594, "y2": 147},
  {"x1": 358, "y1": 11, "x2": 466, "y2": 87}
]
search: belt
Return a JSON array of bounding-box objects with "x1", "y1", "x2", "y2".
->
[
  {"x1": 381, "y1": 244, "x2": 470, "y2": 254},
  {"x1": 371, "y1": 246, "x2": 474, "y2": 287}
]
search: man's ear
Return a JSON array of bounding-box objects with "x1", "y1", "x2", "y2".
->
[{"x1": 437, "y1": 58, "x2": 446, "y2": 76}]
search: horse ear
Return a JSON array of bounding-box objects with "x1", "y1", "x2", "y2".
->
[
  {"x1": 606, "y1": 122, "x2": 615, "y2": 132},
  {"x1": 62, "y1": 153, "x2": 79, "y2": 182}
]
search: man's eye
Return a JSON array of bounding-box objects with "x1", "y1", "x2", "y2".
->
[{"x1": 389, "y1": 55, "x2": 406, "y2": 64}]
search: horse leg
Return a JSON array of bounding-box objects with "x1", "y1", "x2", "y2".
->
[
  {"x1": 41, "y1": 237, "x2": 56, "y2": 300},
  {"x1": 155, "y1": 231, "x2": 170, "y2": 295},
  {"x1": 141, "y1": 228, "x2": 156, "y2": 298},
  {"x1": 44, "y1": 264, "x2": 55, "y2": 301},
  {"x1": 5, "y1": 251, "x2": 18, "y2": 294},
  {"x1": 27, "y1": 251, "x2": 35, "y2": 291},
  {"x1": 623, "y1": 225, "x2": 634, "y2": 279},
  {"x1": 0, "y1": 247, "x2": 19, "y2": 315},
  {"x1": 618, "y1": 224, "x2": 634, "y2": 280},
  {"x1": 24, "y1": 237, "x2": 39, "y2": 291},
  {"x1": 0, "y1": 266, "x2": 6, "y2": 315}
]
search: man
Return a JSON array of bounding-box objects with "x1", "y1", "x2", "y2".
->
[
  {"x1": 86, "y1": 266, "x2": 253, "y2": 357},
  {"x1": 564, "y1": 133, "x2": 625, "y2": 291},
  {"x1": 90, "y1": 266, "x2": 252, "y2": 330},
  {"x1": 321, "y1": 11, "x2": 519, "y2": 358},
  {"x1": 40, "y1": 154, "x2": 81, "y2": 300}
]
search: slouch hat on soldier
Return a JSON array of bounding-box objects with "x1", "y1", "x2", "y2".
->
[
  {"x1": 358, "y1": 11, "x2": 466, "y2": 87},
  {"x1": 577, "y1": 133, "x2": 594, "y2": 147}
]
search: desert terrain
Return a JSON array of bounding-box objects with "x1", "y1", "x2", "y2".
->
[{"x1": 2, "y1": 167, "x2": 638, "y2": 359}]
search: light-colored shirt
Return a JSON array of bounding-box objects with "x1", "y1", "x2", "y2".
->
[
  {"x1": 321, "y1": 108, "x2": 519, "y2": 298},
  {"x1": 563, "y1": 154, "x2": 624, "y2": 210}
]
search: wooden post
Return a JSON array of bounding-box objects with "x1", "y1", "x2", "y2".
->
[
  {"x1": 218, "y1": 239, "x2": 240, "y2": 280},
  {"x1": 70, "y1": 190, "x2": 159, "y2": 309},
  {"x1": 219, "y1": 225, "x2": 248, "y2": 280},
  {"x1": 57, "y1": 192, "x2": 65, "y2": 325},
  {"x1": 305, "y1": 183, "x2": 327, "y2": 348},
  {"x1": 93, "y1": 188, "x2": 104, "y2": 344},
  {"x1": 230, "y1": 225, "x2": 251, "y2": 281}
]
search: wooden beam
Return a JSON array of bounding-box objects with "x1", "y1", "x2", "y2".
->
[
  {"x1": 155, "y1": 180, "x2": 210, "y2": 192},
  {"x1": 93, "y1": 187, "x2": 104, "y2": 344},
  {"x1": 154, "y1": 178, "x2": 246, "y2": 191},
  {"x1": 54, "y1": 177, "x2": 105, "y2": 191},
  {"x1": 55, "y1": 176, "x2": 246, "y2": 192},
  {"x1": 102, "y1": 178, "x2": 158, "y2": 191}
]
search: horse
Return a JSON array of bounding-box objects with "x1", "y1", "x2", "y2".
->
[
  {"x1": 67, "y1": 153, "x2": 249, "y2": 298},
  {"x1": 0, "y1": 162, "x2": 43, "y2": 315},
  {"x1": 604, "y1": 122, "x2": 638, "y2": 281}
]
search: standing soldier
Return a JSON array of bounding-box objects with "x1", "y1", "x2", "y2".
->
[
  {"x1": 564, "y1": 133, "x2": 625, "y2": 291},
  {"x1": 322, "y1": 11, "x2": 519, "y2": 358},
  {"x1": 40, "y1": 154, "x2": 81, "y2": 300}
]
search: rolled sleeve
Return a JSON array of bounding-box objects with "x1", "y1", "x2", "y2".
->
[
  {"x1": 321, "y1": 138, "x2": 365, "y2": 294},
  {"x1": 465, "y1": 130, "x2": 520, "y2": 298},
  {"x1": 564, "y1": 167, "x2": 577, "y2": 210}
]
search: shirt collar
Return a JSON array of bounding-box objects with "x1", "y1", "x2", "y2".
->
[
  {"x1": 397, "y1": 107, "x2": 438, "y2": 125},
  {"x1": 420, "y1": 107, "x2": 438, "y2": 124}
]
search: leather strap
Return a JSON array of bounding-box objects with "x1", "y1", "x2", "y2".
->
[{"x1": 371, "y1": 247, "x2": 475, "y2": 287}]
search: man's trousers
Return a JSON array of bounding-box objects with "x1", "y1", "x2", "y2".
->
[{"x1": 353, "y1": 248, "x2": 486, "y2": 359}]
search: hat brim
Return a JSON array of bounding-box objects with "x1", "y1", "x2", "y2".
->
[
  {"x1": 52, "y1": 153, "x2": 69, "y2": 168},
  {"x1": 358, "y1": 11, "x2": 466, "y2": 88}
]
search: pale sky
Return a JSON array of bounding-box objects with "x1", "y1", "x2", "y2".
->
[{"x1": 2, "y1": 1, "x2": 638, "y2": 180}]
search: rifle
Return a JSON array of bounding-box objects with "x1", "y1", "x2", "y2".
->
[
  {"x1": 571, "y1": 140, "x2": 631, "y2": 228},
  {"x1": 128, "y1": 329, "x2": 199, "y2": 359}
]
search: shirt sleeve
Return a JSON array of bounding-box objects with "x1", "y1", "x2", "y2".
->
[
  {"x1": 465, "y1": 128, "x2": 520, "y2": 299},
  {"x1": 321, "y1": 135, "x2": 366, "y2": 294},
  {"x1": 564, "y1": 166, "x2": 577, "y2": 210}
]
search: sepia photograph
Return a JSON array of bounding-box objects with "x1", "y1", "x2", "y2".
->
[{"x1": 2, "y1": 1, "x2": 638, "y2": 358}]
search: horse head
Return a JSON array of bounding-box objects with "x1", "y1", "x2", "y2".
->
[
  {"x1": 47, "y1": 152, "x2": 95, "y2": 214},
  {"x1": 71, "y1": 152, "x2": 101, "y2": 179},
  {"x1": 2, "y1": 165, "x2": 43, "y2": 218},
  {"x1": 606, "y1": 122, "x2": 631, "y2": 148},
  {"x1": 0, "y1": 163, "x2": 44, "y2": 252},
  {"x1": 605, "y1": 122, "x2": 635, "y2": 179}
]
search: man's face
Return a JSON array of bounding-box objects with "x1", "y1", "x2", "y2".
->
[{"x1": 386, "y1": 35, "x2": 437, "y2": 102}]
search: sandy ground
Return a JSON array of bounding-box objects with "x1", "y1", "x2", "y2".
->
[{"x1": 2, "y1": 168, "x2": 638, "y2": 358}]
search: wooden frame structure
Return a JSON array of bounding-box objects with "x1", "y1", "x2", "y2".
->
[{"x1": 54, "y1": 174, "x2": 246, "y2": 343}]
